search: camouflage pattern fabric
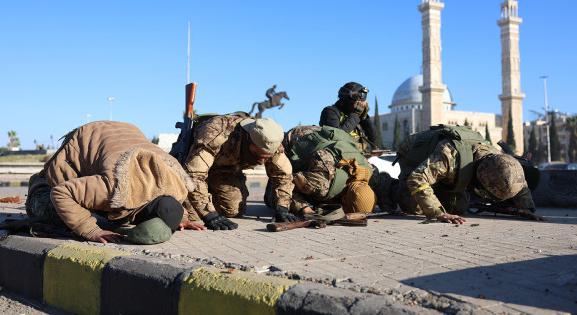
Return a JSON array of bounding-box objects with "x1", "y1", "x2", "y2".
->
[
  {"x1": 401, "y1": 138, "x2": 535, "y2": 219},
  {"x1": 184, "y1": 115, "x2": 293, "y2": 219},
  {"x1": 207, "y1": 170, "x2": 249, "y2": 218},
  {"x1": 283, "y1": 125, "x2": 321, "y2": 153},
  {"x1": 476, "y1": 154, "x2": 527, "y2": 201},
  {"x1": 293, "y1": 149, "x2": 335, "y2": 199},
  {"x1": 404, "y1": 139, "x2": 459, "y2": 218}
]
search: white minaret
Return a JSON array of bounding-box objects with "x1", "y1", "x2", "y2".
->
[
  {"x1": 498, "y1": 0, "x2": 524, "y2": 154},
  {"x1": 419, "y1": 0, "x2": 447, "y2": 130}
]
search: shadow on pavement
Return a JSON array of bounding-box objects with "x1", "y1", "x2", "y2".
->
[
  {"x1": 465, "y1": 209, "x2": 577, "y2": 225},
  {"x1": 401, "y1": 254, "x2": 577, "y2": 313}
]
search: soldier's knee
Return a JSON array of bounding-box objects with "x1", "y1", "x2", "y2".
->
[{"x1": 213, "y1": 192, "x2": 247, "y2": 218}]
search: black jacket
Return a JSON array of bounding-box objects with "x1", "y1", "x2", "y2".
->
[{"x1": 319, "y1": 104, "x2": 377, "y2": 146}]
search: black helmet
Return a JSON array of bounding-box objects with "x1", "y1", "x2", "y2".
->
[{"x1": 338, "y1": 82, "x2": 368, "y2": 101}]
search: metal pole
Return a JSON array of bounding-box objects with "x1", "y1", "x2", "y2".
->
[
  {"x1": 540, "y1": 76, "x2": 551, "y2": 163},
  {"x1": 186, "y1": 21, "x2": 191, "y2": 84},
  {"x1": 107, "y1": 96, "x2": 115, "y2": 121}
]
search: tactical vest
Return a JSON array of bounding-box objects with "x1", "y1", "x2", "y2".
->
[
  {"x1": 396, "y1": 124, "x2": 488, "y2": 193},
  {"x1": 339, "y1": 112, "x2": 360, "y2": 138},
  {"x1": 288, "y1": 126, "x2": 370, "y2": 199}
]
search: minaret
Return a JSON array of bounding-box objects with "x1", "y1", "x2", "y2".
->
[
  {"x1": 419, "y1": 0, "x2": 446, "y2": 130},
  {"x1": 498, "y1": 0, "x2": 524, "y2": 154}
]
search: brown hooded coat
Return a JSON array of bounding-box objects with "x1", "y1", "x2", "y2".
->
[{"x1": 41, "y1": 121, "x2": 193, "y2": 239}]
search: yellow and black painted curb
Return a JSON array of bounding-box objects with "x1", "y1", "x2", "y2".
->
[{"x1": 0, "y1": 235, "x2": 428, "y2": 315}]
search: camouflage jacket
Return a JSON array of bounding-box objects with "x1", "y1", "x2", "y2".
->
[
  {"x1": 405, "y1": 140, "x2": 500, "y2": 218},
  {"x1": 291, "y1": 148, "x2": 337, "y2": 211},
  {"x1": 283, "y1": 126, "x2": 340, "y2": 211},
  {"x1": 183, "y1": 115, "x2": 293, "y2": 219}
]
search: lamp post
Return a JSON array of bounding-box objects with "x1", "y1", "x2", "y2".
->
[{"x1": 540, "y1": 76, "x2": 551, "y2": 163}]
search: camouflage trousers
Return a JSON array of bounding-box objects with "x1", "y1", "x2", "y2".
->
[
  {"x1": 25, "y1": 173, "x2": 65, "y2": 226},
  {"x1": 208, "y1": 171, "x2": 249, "y2": 218},
  {"x1": 396, "y1": 180, "x2": 470, "y2": 215}
]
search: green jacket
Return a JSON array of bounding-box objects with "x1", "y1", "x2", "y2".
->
[{"x1": 288, "y1": 126, "x2": 371, "y2": 199}]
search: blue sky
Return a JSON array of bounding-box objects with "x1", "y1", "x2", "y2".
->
[{"x1": 1, "y1": 1, "x2": 575, "y2": 149}]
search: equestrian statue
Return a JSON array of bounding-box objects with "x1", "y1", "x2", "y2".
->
[{"x1": 249, "y1": 84, "x2": 290, "y2": 118}]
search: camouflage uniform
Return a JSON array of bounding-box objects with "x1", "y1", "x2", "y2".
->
[
  {"x1": 184, "y1": 115, "x2": 293, "y2": 219},
  {"x1": 369, "y1": 170, "x2": 399, "y2": 212},
  {"x1": 268, "y1": 125, "x2": 375, "y2": 213},
  {"x1": 399, "y1": 139, "x2": 535, "y2": 218}
]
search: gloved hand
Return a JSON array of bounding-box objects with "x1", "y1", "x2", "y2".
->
[
  {"x1": 353, "y1": 100, "x2": 367, "y2": 116},
  {"x1": 202, "y1": 212, "x2": 239, "y2": 230},
  {"x1": 360, "y1": 104, "x2": 370, "y2": 119},
  {"x1": 353, "y1": 101, "x2": 367, "y2": 116},
  {"x1": 274, "y1": 206, "x2": 298, "y2": 222}
]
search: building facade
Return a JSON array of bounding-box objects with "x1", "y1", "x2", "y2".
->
[
  {"x1": 376, "y1": 0, "x2": 521, "y2": 150},
  {"x1": 379, "y1": 74, "x2": 502, "y2": 148}
]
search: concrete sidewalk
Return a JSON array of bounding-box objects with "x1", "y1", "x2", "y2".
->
[{"x1": 1, "y1": 184, "x2": 577, "y2": 314}]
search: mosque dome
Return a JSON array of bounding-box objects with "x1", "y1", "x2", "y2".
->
[{"x1": 389, "y1": 74, "x2": 454, "y2": 111}]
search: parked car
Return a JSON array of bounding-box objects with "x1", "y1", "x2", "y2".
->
[
  {"x1": 368, "y1": 152, "x2": 401, "y2": 179},
  {"x1": 539, "y1": 162, "x2": 577, "y2": 171}
]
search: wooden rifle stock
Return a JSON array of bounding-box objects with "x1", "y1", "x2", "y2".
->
[
  {"x1": 170, "y1": 82, "x2": 197, "y2": 164},
  {"x1": 266, "y1": 220, "x2": 325, "y2": 232},
  {"x1": 185, "y1": 82, "x2": 197, "y2": 119}
]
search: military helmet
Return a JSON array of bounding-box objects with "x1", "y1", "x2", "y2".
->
[
  {"x1": 338, "y1": 82, "x2": 369, "y2": 101},
  {"x1": 342, "y1": 181, "x2": 376, "y2": 213},
  {"x1": 476, "y1": 154, "x2": 526, "y2": 201}
]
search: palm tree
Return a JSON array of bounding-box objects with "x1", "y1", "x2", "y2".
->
[{"x1": 7, "y1": 130, "x2": 20, "y2": 150}]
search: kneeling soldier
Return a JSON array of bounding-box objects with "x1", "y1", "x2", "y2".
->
[
  {"x1": 395, "y1": 125, "x2": 537, "y2": 224},
  {"x1": 183, "y1": 115, "x2": 295, "y2": 228},
  {"x1": 266, "y1": 125, "x2": 376, "y2": 215}
]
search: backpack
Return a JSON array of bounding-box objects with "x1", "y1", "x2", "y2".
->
[
  {"x1": 395, "y1": 124, "x2": 488, "y2": 193},
  {"x1": 288, "y1": 126, "x2": 371, "y2": 199}
]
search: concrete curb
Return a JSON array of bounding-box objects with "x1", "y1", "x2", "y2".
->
[
  {"x1": 0, "y1": 235, "x2": 436, "y2": 315},
  {"x1": 0, "y1": 180, "x2": 28, "y2": 187}
]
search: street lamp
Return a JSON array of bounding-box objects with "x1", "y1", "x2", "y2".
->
[
  {"x1": 539, "y1": 76, "x2": 551, "y2": 163},
  {"x1": 107, "y1": 96, "x2": 115, "y2": 121}
]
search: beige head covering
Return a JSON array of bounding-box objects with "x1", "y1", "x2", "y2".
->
[
  {"x1": 342, "y1": 181, "x2": 376, "y2": 213},
  {"x1": 240, "y1": 118, "x2": 284, "y2": 153}
]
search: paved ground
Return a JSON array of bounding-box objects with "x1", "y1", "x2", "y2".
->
[
  {"x1": 0, "y1": 289, "x2": 69, "y2": 315},
  {"x1": 1, "y1": 178, "x2": 577, "y2": 314}
]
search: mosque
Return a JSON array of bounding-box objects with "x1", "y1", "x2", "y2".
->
[{"x1": 377, "y1": 0, "x2": 524, "y2": 154}]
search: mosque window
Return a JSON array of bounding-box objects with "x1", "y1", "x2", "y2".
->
[{"x1": 383, "y1": 122, "x2": 388, "y2": 131}]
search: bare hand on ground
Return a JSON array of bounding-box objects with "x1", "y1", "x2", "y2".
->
[
  {"x1": 518, "y1": 209, "x2": 547, "y2": 222},
  {"x1": 89, "y1": 230, "x2": 124, "y2": 243},
  {"x1": 302, "y1": 206, "x2": 315, "y2": 215},
  {"x1": 436, "y1": 213, "x2": 466, "y2": 224},
  {"x1": 179, "y1": 220, "x2": 207, "y2": 231}
]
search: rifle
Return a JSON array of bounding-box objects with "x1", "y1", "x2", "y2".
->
[
  {"x1": 266, "y1": 220, "x2": 326, "y2": 232},
  {"x1": 469, "y1": 202, "x2": 546, "y2": 221},
  {"x1": 170, "y1": 82, "x2": 197, "y2": 164},
  {"x1": 265, "y1": 206, "x2": 391, "y2": 232}
]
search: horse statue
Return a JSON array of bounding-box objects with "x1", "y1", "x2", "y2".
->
[{"x1": 249, "y1": 91, "x2": 290, "y2": 118}]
